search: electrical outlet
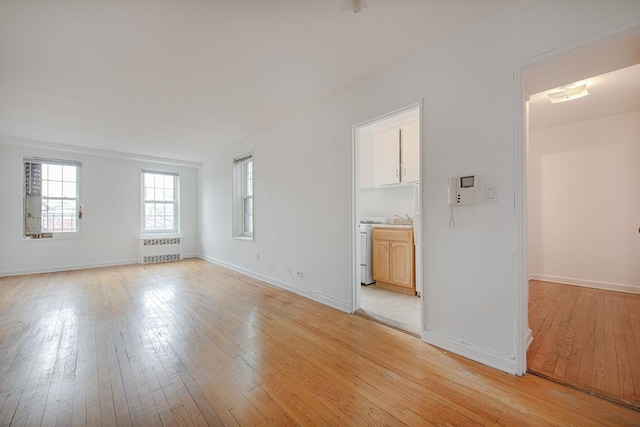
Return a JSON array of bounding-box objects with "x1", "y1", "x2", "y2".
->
[
  {"x1": 286, "y1": 268, "x2": 292, "y2": 274},
  {"x1": 296, "y1": 271, "x2": 303, "y2": 278}
]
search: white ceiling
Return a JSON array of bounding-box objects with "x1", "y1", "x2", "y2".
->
[
  {"x1": 529, "y1": 63, "x2": 640, "y2": 131},
  {"x1": 0, "y1": 0, "x2": 517, "y2": 162},
  {"x1": 526, "y1": 27, "x2": 640, "y2": 132}
]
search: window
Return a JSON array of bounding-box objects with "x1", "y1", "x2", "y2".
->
[
  {"x1": 142, "y1": 170, "x2": 179, "y2": 234},
  {"x1": 233, "y1": 154, "x2": 253, "y2": 239},
  {"x1": 24, "y1": 158, "x2": 81, "y2": 238}
]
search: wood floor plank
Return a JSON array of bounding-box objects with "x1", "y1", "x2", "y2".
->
[
  {"x1": 528, "y1": 280, "x2": 640, "y2": 410},
  {"x1": 1, "y1": 261, "x2": 639, "y2": 426}
]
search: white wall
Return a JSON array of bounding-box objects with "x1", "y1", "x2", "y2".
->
[
  {"x1": 199, "y1": 1, "x2": 640, "y2": 374},
  {"x1": 528, "y1": 110, "x2": 640, "y2": 293},
  {"x1": 0, "y1": 138, "x2": 199, "y2": 276},
  {"x1": 360, "y1": 186, "x2": 415, "y2": 224}
]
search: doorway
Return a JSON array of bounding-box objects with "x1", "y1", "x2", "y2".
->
[
  {"x1": 523, "y1": 28, "x2": 640, "y2": 409},
  {"x1": 352, "y1": 104, "x2": 423, "y2": 336}
]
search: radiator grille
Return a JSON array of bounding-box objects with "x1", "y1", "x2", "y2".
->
[{"x1": 139, "y1": 237, "x2": 183, "y2": 264}]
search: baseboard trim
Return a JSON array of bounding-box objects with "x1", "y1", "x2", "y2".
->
[
  {"x1": 0, "y1": 259, "x2": 139, "y2": 277},
  {"x1": 529, "y1": 274, "x2": 640, "y2": 295},
  {"x1": 198, "y1": 255, "x2": 352, "y2": 313},
  {"x1": 422, "y1": 330, "x2": 518, "y2": 375}
]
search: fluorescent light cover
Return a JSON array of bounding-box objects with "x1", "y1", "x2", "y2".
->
[
  {"x1": 547, "y1": 83, "x2": 589, "y2": 103},
  {"x1": 342, "y1": 0, "x2": 368, "y2": 13}
]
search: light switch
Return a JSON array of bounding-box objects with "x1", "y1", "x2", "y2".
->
[{"x1": 485, "y1": 186, "x2": 497, "y2": 202}]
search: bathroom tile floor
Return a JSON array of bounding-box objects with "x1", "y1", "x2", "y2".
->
[{"x1": 359, "y1": 284, "x2": 421, "y2": 335}]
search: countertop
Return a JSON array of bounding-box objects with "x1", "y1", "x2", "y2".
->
[{"x1": 371, "y1": 224, "x2": 413, "y2": 229}]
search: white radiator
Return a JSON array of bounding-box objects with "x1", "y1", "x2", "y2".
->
[{"x1": 139, "y1": 237, "x2": 183, "y2": 264}]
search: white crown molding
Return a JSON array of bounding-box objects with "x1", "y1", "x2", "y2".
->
[{"x1": 0, "y1": 134, "x2": 201, "y2": 168}]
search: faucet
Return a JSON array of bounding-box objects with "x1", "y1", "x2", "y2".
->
[{"x1": 394, "y1": 214, "x2": 413, "y2": 225}]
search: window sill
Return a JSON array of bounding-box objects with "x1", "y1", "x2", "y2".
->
[
  {"x1": 234, "y1": 236, "x2": 253, "y2": 242},
  {"x1": 140, "y1": 233, "x2": 182, "y2": 238},
  {"x1": 24, "y1": 234, "x2": 83, "y2": 241}
]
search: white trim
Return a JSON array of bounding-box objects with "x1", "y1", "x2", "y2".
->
[
  {"x1": 23, "y1": 157, "x2": 83, "y2": 239},
  {"x1": 350, "y1": 101, "x2": 423, "y2": 319},
  {"x1": 513, "y1": 66, "x2": 528, "y2": 376},
  {"x1": 530, "y1": 275, "x2": 640, "y2": 295},
  {"x1": 140, "y1": 169, "x2": 180, "y2": 235},
  {"x1": 350, "y1": 121, "x2": 359, "y2": 313},
  {"x1": 199, "y1": 255, "x2": 351, "y2": 313},
  {"x1": 232, "y1": 154, "x2": 254, "y2": 240},
  {"x1": 0, "y1": 259, "x2": 139, "y2": 277},
  {"x1": 514, "y1": 23, "x2": 640, "y2": 377},
  {"x1": 3, "y1": 135, "x2": 200, "y2": 168},
  {"x1": 422, "y1": 330, "x2": 518, "y2": 375}
]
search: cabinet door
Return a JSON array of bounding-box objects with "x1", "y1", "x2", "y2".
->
[
  {"x1": 401, "y1": 120, "x2": 420, "y2": 183},
  {"x1": 372, "y1": 240, "x2": 390, "y2": 282},
  {"x1": 390, "y1": 241, "x2": 413, "y2": 288},
  {"x1": 373, "y1": 127, "x2": 400, "y2": 186}
]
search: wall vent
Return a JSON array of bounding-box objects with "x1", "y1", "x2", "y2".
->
[{"x1": 139, "y1": 237, "x2": 183, "y2": 264}]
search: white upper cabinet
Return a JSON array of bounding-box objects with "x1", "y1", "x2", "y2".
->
[
  {"x1": 400, "y1": 120, "x2": 420, "y2": 183},
  {"x1": 373, "y1": 127, "x2": 401, "y2": 186},
  {"x1": 372, "y1": 118, "x2": 419, "y2": 186}
]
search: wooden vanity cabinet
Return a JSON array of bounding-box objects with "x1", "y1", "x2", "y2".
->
[{"x1": 372, "y1": 227, "x2": 415, "y2": 295}]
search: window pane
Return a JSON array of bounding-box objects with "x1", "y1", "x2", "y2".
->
[
  {"x1": 42, "y1": 199, "x2": 62, "y2": 232},
  {"x1": 164, "y1": 175, "x2": 174, "y2": 190},
  {"x1": 246, "y1": 161, "x2": 253, "y2": 196},
  {"x1": 164, "y1": 216, "x2": 174, "y2": 230},
  {"x1": 146, "y1": 217, "x2": 156, "y2": 230},
  {"x1": 60, "y1": 214, "x2": 76, "y2": 233},
  {"x1": 63, "y1": 182, "x2": 76, "y2": 198},
  {"x1": 48, "y1": 181, "x2": 63, "y2": 198},
  {"x1": 144, "y1": 173, "x2": 154, "y2": 188},
  {"x1": 62, "y1": 200, "x2": 77, "y2": 232},
  {"x1": 62, "y1": 165, "x2": 77, "y2": 182},
  {"x1": 243, "y1": 196, "x2": 253, "y2": 234},
  {"x1": 164, "y1": 187, "x2": 174, "y2": 201},
  {"x1": 48, "y1": 164, "x2": 63, "y2": 181},
  {"x1": 154, "y1": 217, "x2": 165, "y2": 230},
  {"x1": 25, "y1": 160, "x2": 81, "y2": 237},
  {"x1": 142, "y1": 172, "x2": 178, "y2": 233},
  {"x1": 244, "y1": 197, "x2": 253, "y2": 216},
  {"x1": 244, "y1": 214, "x2": 252, "y2": 234}
]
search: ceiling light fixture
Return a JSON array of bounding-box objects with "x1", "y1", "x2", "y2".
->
[
  {"x1": 342, "y1": 0, "x2": 368, "y2": 14},
  {"x1": 547, "y1": 83, "x2": 589, "y2": 103}
]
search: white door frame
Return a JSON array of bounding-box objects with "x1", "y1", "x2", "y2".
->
[
  {"x1": 512, "y1": 24, "x2": 640, "y2": 375},
  {"x1": 351, "y1": 101, "x2": 425, "y2": 335}
]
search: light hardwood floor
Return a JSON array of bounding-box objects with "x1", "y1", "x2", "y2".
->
[
  {"x1": 1, "y1": 260, "x2": 638, "y2": 426},
  {"x1": 528, "y1": 280, "x2": 640, "y2": 411}
]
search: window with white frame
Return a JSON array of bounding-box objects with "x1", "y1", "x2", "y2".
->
[
  {"x1": 233, "y1": 154, "x2": 253, "y2": 239},
  {"x1": 141, "y1": 170, "x2": 180, "y2": 234},
  {"x1": 24, "y1": 158, "x2": 82, "y2": 238}
]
